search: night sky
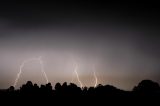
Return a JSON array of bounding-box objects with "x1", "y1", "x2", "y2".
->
[{"x1": 0, "y1": 1, "x2": 160, "y2": 90}]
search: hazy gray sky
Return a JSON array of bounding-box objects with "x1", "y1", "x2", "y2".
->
[{"x1": 0, "y1": 2, "x2": 160, "y2": 90}]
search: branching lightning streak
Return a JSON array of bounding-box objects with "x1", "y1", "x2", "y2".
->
[
  {"x1": 93, "y1": 71, "x2": 98, "y2": 87},
  {"x1": 93, "y1": 65, "x2": 98, "y2": 87},
  {"x1": 14, "y1": 56, "x2": 48, "y2": 87},
  {"x1": 39, "y1": 56, "x2": 49, "y2": 84},
  {"x1": 74, "y1": 63, "x2": 83, "y2": 88},
  {"x1": 70, "y1": 56, "x2": 83, "y2": 88}
]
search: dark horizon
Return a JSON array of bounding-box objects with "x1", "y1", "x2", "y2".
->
[
  {"x1": 1, "y1": 79, "x2": 160, "y2": 92},
  {"x1": 1, "y1": 79, "x2": 160, "y2": 105},
  {"x1": 0, "y1": 1, "x2": 160, "y2": 90}
]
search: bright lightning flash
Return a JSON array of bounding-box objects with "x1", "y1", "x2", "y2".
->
[
  {"x1": 93, "y1": 65, "x2": 98, "y2": 87},
  {"x1": 14, "y1": 56, "x2": 49, "y2": 88},
  {"x1": 38, "y1": 56, "x2": 49, "y2": 84},
  {"x1": 71, "y1": 62, "x2": 83, "y2": 88},
  {"x1": 74, "y1": 63, "x2": 83, "y2": 88}
]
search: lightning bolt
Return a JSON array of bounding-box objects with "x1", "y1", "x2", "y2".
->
[
  {"x1": 13, "y1": 56, "x2": 48, "y2": 88},
  {"x1": 38, "y1": 56, "x2": 49, "y2": 84},
  {"x1": 93, "y1": 65, "x2": 98, "y2": 87},
  {"x1": 74, "y1": 63, "x2": 83, "y2": 88},
  {"x1": 70, "y1": 56, "x2": 83, "y2": 88}
]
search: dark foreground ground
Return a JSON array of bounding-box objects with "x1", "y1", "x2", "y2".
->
[{"x1": 0, "y1": 80, "x2": 160, "y2": 105}]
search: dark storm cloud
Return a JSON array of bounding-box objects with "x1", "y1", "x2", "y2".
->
[
  {"x1": 0, "y1": 1, "x2": 160, "y2": 89},
  {"x1": 0, "y1": 2, "x2": 159, "y2": 26}
]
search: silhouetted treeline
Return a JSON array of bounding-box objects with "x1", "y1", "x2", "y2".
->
[
  {"x1": 0, "y1": 80, "x2": 160, "y2": 104},
  {"x1": 0, "y1": 79, "x2": 160, "y2": 97}
]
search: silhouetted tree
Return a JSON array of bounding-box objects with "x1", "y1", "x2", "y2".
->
[
  {"x1": 55, "y1": 82, "x2": 62, "y2": 96},
  {"x1": 46, "y1": 83, "x2": 52, "y2": 95},
  {"x1": 82, "y1": 87, "x2": 88, "y2": 95},
  {"x1": 55, "y1": 82, "x2": 61, "y2": 91},
  {"x1": 0, "y1": 79, "x2": 160, "y2": 102},
  {"x1": 133, "y1": 80, "x2": 160, "y2": 95},
  {"x1": 20, "y1": 81, "x2": 34, "y2": 95},
  {"x1": 8, "y1": 86, "x2": 14, "y2": 92}
]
